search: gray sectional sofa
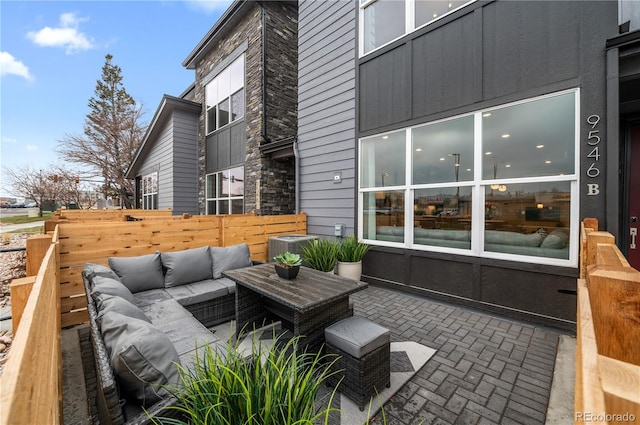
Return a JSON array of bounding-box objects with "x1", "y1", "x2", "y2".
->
[
  {"x1": 82, "y1": 243, "x2": 253, "y2": 425},
  {"x1": 376, "y1": 226, "x2": 570, "y2": 259}
]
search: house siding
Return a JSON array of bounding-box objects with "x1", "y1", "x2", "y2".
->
[
  {"x1": 298, "y1": 0, "x2": 357, "y2": 235},
  {"x1": 171, "y1": 109, "x2": 199, "y2": 214},
  {"x1": 138, "y1": 118, "x2": 173, "y2": 210}
]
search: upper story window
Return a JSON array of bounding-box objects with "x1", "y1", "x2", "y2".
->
[
  {"x1": 359, "y1": 90, "x2": 579, "y2": 267},
  {"x1": 205, "y1": 54, "x2": 245, "y2": 135},
  {"x1": 360, "y1": 0, "x2": 475, "y2": 56}
]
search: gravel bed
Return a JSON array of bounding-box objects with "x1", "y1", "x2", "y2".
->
[{"x1": 0, "y1": 233, "x2": 28, "y2": 376}]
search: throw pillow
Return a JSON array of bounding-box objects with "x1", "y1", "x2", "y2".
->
[
  {"x1": 109, "y1": 252, "x2": 165, "y2": 293},
  {"x1": 161, "y1": 246, "x2": 213, "y2": 287},
  {"x1": 83, "y1": 263, "x2": 120, "y2": 286},
  {"x1": 95, "y1": 294, "x2": 151, "y2": 323},
  {"x1": 210, "y1": 243, "x2": 252, "y2": 279},
  {"x1": 540, "y1": 229, "x2": 569, "y2": 249},
  {"x1": 91, "y1": 275, "x2": 137, "y2": 305},
  {"x1": 100, "y1": 311, "x2": 181, "y2": 406}
]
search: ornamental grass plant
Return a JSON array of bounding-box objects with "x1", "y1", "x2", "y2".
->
[
  {"x1": 301, "y1": 239, "x2": 339, "y2": 272},
  {"x1": 154, "y1": 331, "x2": 341, "y2": 425},
  {"x1": 337, "y1": 235, "x2": 370, "y2": 263}
]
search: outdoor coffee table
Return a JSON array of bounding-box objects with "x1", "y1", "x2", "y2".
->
[{"x1": 223, "y1": 263, "x2": 368, "y2": 351}]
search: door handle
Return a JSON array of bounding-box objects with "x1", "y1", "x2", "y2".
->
[{"x1": 631, "y1": 228, "x2": 637, "y2": 250}]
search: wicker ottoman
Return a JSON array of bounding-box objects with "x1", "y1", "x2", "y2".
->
[{"x1": 325, "y1": 316, "x2": 391, "y2": 410}]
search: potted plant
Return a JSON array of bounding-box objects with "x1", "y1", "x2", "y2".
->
[
  {"x1": 336, "y1": 235, "x2": 370, "y2": 281},
  {"x1": 301, "y1": 238, "x2": 339, "y2": 273},
  {"x1": 273, "y1": 251, "x2": 302, "y2": 279}
]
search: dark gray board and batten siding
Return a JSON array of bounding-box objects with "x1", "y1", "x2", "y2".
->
[
  {"x1": 298, "y1": 0, "x2": 357, "y2": 236},
  {"x1": 299, "y1": 0, "x2": 617, "y2": 330}
]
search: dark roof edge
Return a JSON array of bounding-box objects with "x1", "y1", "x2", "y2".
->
[
  {"x1": 182, "y1": 0, "x2": 247, "y2": 70},
  {"x1": 607, "y1": 28, "x2": 640, "y2": 49},
  {"x1": 179, "y1": 83, "x2": 196, "y2": 99},
  {"x1": 126, "y1": 95, "x2": 201, "y2": 179},
  {"x1": 259, "y1": 136, "x2": 296, "y2": 155}
]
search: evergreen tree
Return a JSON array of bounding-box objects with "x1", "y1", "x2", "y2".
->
[{"x1": 58, "y1": 54, "x2": 146, "y2": 208}]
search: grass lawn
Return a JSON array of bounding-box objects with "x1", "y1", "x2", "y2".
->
[{"x1": 0, "y1": 213, "x2": 53, "y2": 225}]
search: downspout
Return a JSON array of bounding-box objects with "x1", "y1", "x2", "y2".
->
[{"x1": 261, "y1": 3, "x2": 268, "y2": 144}]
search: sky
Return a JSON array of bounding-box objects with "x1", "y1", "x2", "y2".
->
[{"x1": 0, "y1": 0, "x2": 233, "y2": 198}]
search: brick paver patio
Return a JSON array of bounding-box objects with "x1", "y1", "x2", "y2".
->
[{"x1": 351, "y1": 286, "x2": 565, "y2": 425}]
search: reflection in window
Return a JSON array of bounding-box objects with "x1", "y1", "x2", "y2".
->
[
  {"x1": 206, "y1": 166, "x2": 244, "y2": 215},
  {"x1": 413, "y1": 115, "x2": 474, "y2": 185},
  {"x1": 363, "y1": 190, "x2": 405, "y2": 242},
  {"x1": 360, "y1": 130, "x2": 406, "y2": 188},
  {"x1": 482, "y1": 92, "x2": 575, "y2": 179},
  {"x1": 414, "y1": 187, "x2": 472, "y2": 249},
  {"x1": 359, "y1": 90, "x2": 578, "y2": 265},
  {"x1": 360, "y1": 0, "x2": 475, "y2": 55},
  {"x1": 141, "y1": 172, "x2": 158, "y2": 210},
  {"x1": 205, "y1": 54, "x2": 245, "y2": 134}
]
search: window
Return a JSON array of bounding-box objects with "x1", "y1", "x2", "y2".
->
[
  {"x1": 205, "y1": 55, "x2": 245, "y2": 134},
  {"x1": 360, "y1": 0, "x2": 475, "y2": 56},
  {"x1": 359, "y1": 90, "x2": 579, "y2": 266},
  {"x1": 206, "y1": 166, "x2": 244, "y2": 215},
  {"x1": 141, "y1": 172, "x2": 158, "y2": 210}
]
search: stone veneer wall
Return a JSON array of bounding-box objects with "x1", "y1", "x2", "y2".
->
[{"x1": 193, "y1": 2, "x2": 297, "y2": 216}]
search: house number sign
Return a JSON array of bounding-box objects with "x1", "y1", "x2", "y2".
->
[{"x1": 585, "y1": 114, "x2": 601, "y2": 196}]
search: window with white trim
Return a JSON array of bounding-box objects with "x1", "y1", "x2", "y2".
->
[
  {"x1": 360, "y1": 0, "x2": 475, "y2": 56},
  {"x1": 141, "y1": 172, "x2": 158, "y2": 210},
  {"x1": 359, "y1": 90, "x2": 579, "y2": 266},
  {"x1": 206, "y1": 166, "x2": 244, "y2": 215},
  {"x1": 205, "y1": 55, "x2": 245, "y2": 135}
]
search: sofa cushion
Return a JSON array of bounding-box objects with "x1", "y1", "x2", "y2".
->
[
  {"x1": 100, "y1": 311, "x2": 181, "y2": 406},
  {"x1": 95, "y1": 294, "x2": 151, "y2": 323},
  {"x1": 216, "y1": 277, "x2": 237, "y2": 294},
  {"x1": 540, "y1": 229, "x2": 569, "y2": 249},
  {"x1": 210, "y1": 243, "x2": 252, "y2": 279},
  {"x1": 83, "y1": 263, "x2": 120, "y2": 283},
  {"x1": 161, "y1": 247, "x2": 213, "y2": 288},
  {"x1": 485, "y1": 231, "x2": 544, "y2": 247},
  {"x1": 138, "y1": 298, "x2": 193, "y2": 326},
  {"x1": 164, "y1": 280, "x2": 229, "y2": 306},
  {"x1": 109, "y1": 252, "x2": 165, "y2": 293},
  {"x1": 91, "y1": 275, "x2": 136, "y2": 305}
]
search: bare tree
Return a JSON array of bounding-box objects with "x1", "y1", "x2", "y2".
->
[
  {"x1": 58, "y1": 54, "x2": 146, "y2": 208},
  {"x1": 3, "y1": 165, "x2": 64, "y2": 216}
]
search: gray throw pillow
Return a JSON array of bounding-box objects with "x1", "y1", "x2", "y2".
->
[
  {"x1": 91, "y1": 275, "x2": 136, "y2": 305},
  {"x1": 95, "y1": 294, "x2": 151, "y2": 323},
  {"x1": 100, "y1": 311, "x2": 181, "y2": 406},
  {"x1": 161, "y1": 246, "x2": 213, "y2": 287},
  {"x1": 83, "y1": 263, "x2": 120, "y2": 285},
  {"x1": 109, "y1": 252, "x2": 165, "y2": 293},
  {"x1": 540, "y1": 229, "x2": 569, "y2": 249},
  {"x1": 210, "y1": 243, "x2": 252, "y2": 279}
]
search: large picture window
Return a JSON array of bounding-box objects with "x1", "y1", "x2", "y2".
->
[
  {"x1": 205, "y1": 55, "x2": 245, "y2": 135},
  {"x1": 141, "y1": 172, "x2": 158, "y2": 210},
  {"x1": 360, "y1": 0, "x2": 475, "y2": 56},
  {"x1": 359, "y1": 90, "x2": 579, "y2": 266},
  {"x1": 205, "y1": 166, "x2": 244, "y2": 215}
]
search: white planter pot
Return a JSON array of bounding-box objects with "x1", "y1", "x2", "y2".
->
[{"x1": 336, "y1": 261, "x2": 362, "y2": 281}]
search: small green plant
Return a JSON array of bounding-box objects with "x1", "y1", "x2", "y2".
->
[
  {"x1": 156, "y1": 332, "x2": 341, "y2": 425},
  {"x1": 337, "y1": 235, "x2": 370, "y2": 263},
  {"x1": 301, "y1": 239, "x2": 339, "y2": 272},
  {"x1": 273, "y1": 251, "x2": 302, "y2": 267}
]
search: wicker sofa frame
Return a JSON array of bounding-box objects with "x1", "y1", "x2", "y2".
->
[{"x1": 82, "y1": 263, "x2": 248, "y2": 424}]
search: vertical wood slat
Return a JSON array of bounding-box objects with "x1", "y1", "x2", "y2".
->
[
  {"x1": 26, "y1": 234, "x2": 52, "y2": 276},
  {"x1": 0, "y1": 241, "x2": 61, "y2": 425},
  {"x1": 9, "y1": 276, "x2": 35, "y2": 334}
]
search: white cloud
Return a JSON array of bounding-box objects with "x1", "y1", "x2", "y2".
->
[
  {"x1": 2, "y1": 137, "x2": 18, "y2": 144},
  {"x1": 184, "y1": 0, "x2": 233, "y2": 14},
  {"x1": 26, "y1": 145, "x2": 39, "y2": 152},
  {"x1": 27, "y1": 12, "x2": 94, "y2": 54},
  {"x1": 0, "y1": 52, "x2": 34, "y2": 81}
]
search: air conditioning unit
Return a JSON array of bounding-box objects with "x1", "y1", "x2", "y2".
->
[{"x1": 268, "y1": 234, "x2": 318, "y2": 261}]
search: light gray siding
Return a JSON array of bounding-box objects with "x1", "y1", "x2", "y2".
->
[
  {"x1": 171, "y1": 110, "x2": 199, "y2": 214},
  {"x1": 298, "y1": 0, "x2": 357, "y2": 236}
]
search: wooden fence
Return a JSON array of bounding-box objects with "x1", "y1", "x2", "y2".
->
[
  {"x1": 44, "y1": 208, "x2": 175, "y2": 232},
  {"x1": 575, "y1": 219, "x2": 640, "y2": 424},
  {"x1": 0, "y1": 227, "x2": 61, "y2": 425},
  {"x1": 56, "y1": 213, "x2": 307, "y2": 327}
]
